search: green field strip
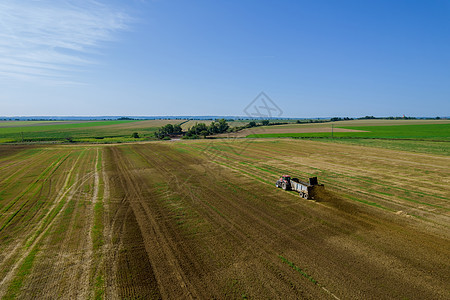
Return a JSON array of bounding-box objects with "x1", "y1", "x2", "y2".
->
[
  {"x1": 0, "y1": 120, "x2": 138, "y2": 135},
  {"x1": 0, "y1": 120, "x2": 168, "y2": 143},
  {"x1": 3, "y1": 247, "x2": 39, "y2": 300},
  {"x1": 246, "y1": 123, "x2": 450, "y2": 141}
]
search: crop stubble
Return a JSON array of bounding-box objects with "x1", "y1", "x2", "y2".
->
[{"x1": 0, "y1": 139, "x2": 448, "y2": 299}]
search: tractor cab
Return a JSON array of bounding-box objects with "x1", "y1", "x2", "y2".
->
[
  {"x1": 276, "y1": 175, "x2": 292, "y2": 190},
  {"x1": 281, "y1": 175, "x2": 291, "y2": 182}
]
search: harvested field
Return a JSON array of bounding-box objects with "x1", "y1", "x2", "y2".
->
[
  {"x1": 219, "y1": 126, "x2": 367, "y2": 137},
  {"x1": 0, "y1": 139, "x2": 448, "y2": 299}
]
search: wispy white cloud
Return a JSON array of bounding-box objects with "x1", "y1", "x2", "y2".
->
[{"x1": 0, "y1": 0, "x2": 130, "y2": 84}]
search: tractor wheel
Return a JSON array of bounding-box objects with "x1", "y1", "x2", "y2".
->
[
  {"x1": 303, "y1": 193, "x2": 308, "y2": 199},
  {"x1": 282, "y1": 182, "x2": 287, "y2": 190}
]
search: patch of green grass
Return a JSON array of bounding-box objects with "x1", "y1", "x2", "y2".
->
[
  {"x1": 343, "y1": 195, "x2": 390, "y2": 210},
  {"x1": 0, "y1": 120, "x2": 164, "y2": 143},
  {"x1": 4, "y1": 247, "x2": 39, "y2": 299},
  {"x1": 0, "y1": 153, "x2": 69, "y2": 233},
  {"x1": 0, "y1": 120, "x2": 135, "y2": 135},
  {"x1": 92, "y1": 202, "x2": 104, "y2": 250},
  {"x1": 247, "y1": 123, "x2": 450, "y2": 141},
  {"x1": 279, "y1": 255, "x2": 318, "y2": 284},
  {"x1": 94, "y1": 275, "x2": 104, "y2": 300}
]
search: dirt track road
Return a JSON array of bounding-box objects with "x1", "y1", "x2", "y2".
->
[{"x1": 0, "y1": 140, "x2": 448, "y2": 299}]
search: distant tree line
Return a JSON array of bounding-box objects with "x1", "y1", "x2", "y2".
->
[
  {"x1": 357, "y1": 116, "x2": 418, "y2": 120},
  {"x1": 330, "y1": 117, "x2": 354, "y2": 121},
  {"x1": 154, "y1": 119, "x2": 231, "y2": 139}
]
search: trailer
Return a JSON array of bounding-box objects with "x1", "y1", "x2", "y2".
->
[{"x1": 275, "y1": 175, "x2": 323, "y2": 200}]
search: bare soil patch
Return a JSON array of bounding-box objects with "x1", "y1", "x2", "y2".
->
[{"x1": 218, "y1": 126, "x2": 367, "y2": 137}]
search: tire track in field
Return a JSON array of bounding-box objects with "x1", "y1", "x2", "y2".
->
[
  {"x1": 23, "y1": 149, "x2": 98, "y2": 298},
  {"x1": 0, "y1": 150, "x2": 84, "y2": 273},
  {"x1": 134, "y1": 143, "x2": 449, "y2": 299},
  {"x1": 206, "y1": 142, "x2": 450, "y2": 298},
  {"x1": 103, "y1": 147, "x2": 162, "y2": 299},
  {"x1": 76, "y1": 148, "x2": 100, "y2": 299},
  {"x1": 103, "y1": 147, "x2": 156, "y2": 299},
  {"x1": 0, "y1": 152, "x2": 71, "y2": 233},
  {"x1": 0, "y1": 171, "x2": 96, "y2": 298},
  {"x1": 102, "y1": 149, "x2": 122, "y2": 300},
  {"x1": 111, "y1": 146, "x2": 195, "y2": 299},
  {"x1": 0, "y1": 148, "x2": 44, "y2": 172},
  {"x1": 0, "y1": 152, "x2": 95, "y2": 298},
  {"x1": 0, "y1": 149, "x2": 48, "y2": 186},
  {"x1": 203, "y1": 142, "x2": 450, "y2": 217},
  {"x1": 132, "y1": 145, "x2": 330, "y2": 297},
  {"x1": 48, "y1": 149, "x2": 96, "y2": 299},
  {"x1": 129, "y1": 147, "x2": 285, "y2": 294}
]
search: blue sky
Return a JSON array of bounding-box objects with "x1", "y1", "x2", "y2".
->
[{"x1": 1, "y1": 0, "x2": 449, "y2": 117}]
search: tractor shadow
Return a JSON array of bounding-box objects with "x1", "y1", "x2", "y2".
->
[{"x1": 312, "y1": 186, "x2": 363, "y2": 216}]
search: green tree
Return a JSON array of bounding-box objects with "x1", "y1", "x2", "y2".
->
[
  {"x1": 200, "y1": 130, "x2": 209, "y2": 138},
  {"x1": 131, "y1": 132, "x2": 140, "y2": 138},
  {"x1": 173, "y1": 124, "x2": 182, "y2": 134},
  {"x1": 217, "y1": 119, "x2": 229, "y2": 132},
  {"x1": 163, "y1": 124, "x2": 174, "y2": 134},
  {"x1": 208, "y1": 122, "x2": 219, "y2": 134}
]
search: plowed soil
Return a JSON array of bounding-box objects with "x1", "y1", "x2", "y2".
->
[{"x1": 0, "y1": 140, "x2": 448, "y2": 299}]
